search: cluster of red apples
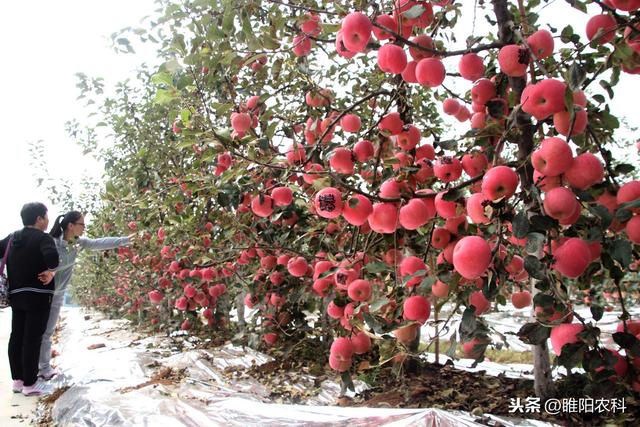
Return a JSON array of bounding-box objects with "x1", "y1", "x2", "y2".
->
[
  {"x1": 221, "y1": 1, "x2": 640, "y2": 369},
  {"x1": 120, "y1": 0, "x2": 640, "y2": 377}
]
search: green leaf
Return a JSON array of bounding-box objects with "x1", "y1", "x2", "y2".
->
[
  {"x1": 402, "y1": 269, "x2": 428, "y2": 286},
  {"x1": 588, "y1": 204, "x2": 612, "y2": 229},
  {"x1": 615, "y1": 208, "x2": 633, "y2": 223},
  {"x1": 442, "y1": 189, "x2": 461, "y2": 202},
  {"x1": 460, "y1": 307, "x2": 477, "y2": 337},
  {"x1": 362, "y1": 312, "x2": 386, "y2": 334},
  {"x1": 446, "y1": 336, "x2": 458, "y2": 358},
  {"x1": 105, "y1": 181, "x2": 117, "y2": 195},
  {"x1": 486, "y1": 99, "x2": 507, "y2": 119},
  {"x1": 151, "y1": 71, "x2": 174, "y2": 87},
  {"x1": 619, "y1": 199, "x2": 640, "y2": 211},
  {"x1": 533, "y1": 293, "x2": 555, "y2": 309},
  {"x1": 483, "y1": 273, "x2": 498, "y2": 300},
  {"x1": 558, "y1": 342, "x2": 586, "y2": 370},
  {"x1": 563, "y1": 86, "x2": 574, "y2": 112},
  {"x1": 610, "y1": 239, "x2": 632, "y2": 268},
  {"x1": 560, "y1": 25, "x2": 574, "y2": 44},
  {"x1": 261, "y1": 34, "x2": 281, "y2": 50},
  {"x1": 180, "y1": 109, "x2": 191, "y2": 124},
  {"x1": 369, "y1": 298, "x2": 390, "y2": 313},
  {"x1": 212, "y1": 102, "x2": 234, "y2": 115},
  {"x1": 257, "y1": 138, "x2": 270, "y2": 151},
  {"x1": 567, "y1": 0, "x2": 587, "y2": 13},
  {"x1": 599, "y1": 80, "x2": 614, "y2": 99},
  {"x1": 566, "y1": 63, "x2": 586, "y2": 91},
  {"x1": 612, "y1": 332, "x2": 640, "y2": 357},
  {"x1": 271, "y1": 58, "x2": 283, "y2": 80},
  {"x1": 615, "y1": 163, "x2": 635, "y2": 175},
  {"x1": 401, "y1": 4, "x2": 426, "y2": 19},
  {"x1": 512, "y1": 211, "x2": 530, "y2": 239},
  {"x1": 525, "y1": 232, "x2": 545, "y2": 256},
  {"x1": 265, "y1": 122, "x2": 278, "y2": 140},
  {"x1": 365, "y1": 262, "x2": 390, "y2": 274},
  {"x1": 530, "y1": 215, "x2": 557, "y2": 231},
  {"x1": 341, "y1": 371, "x2": 355, "y2": 392},
  {"x1": 222, "y1": 5, "x2": 235, "y2": 32},
  {"x1": 437, "y1": 139, "x2": 457, "y2": 150},
  {"x1": 154, "y1": 88, "x2": 177, "y2": 105},
  {"x1": 517, "y1": 322, "x2": 551, "y2": 345},
  {"x1": 164, "y1": 59, "x2": 182, "y2": 73},
  {"x1": 590, "y1": 305, "x2": 604, "y2": 322},
  {"x1": 524, "y1": 255, "x2": 546, "y2": 280},
  {"x1": 177, "y1": 139, "x2": 195, "y2": 149}
]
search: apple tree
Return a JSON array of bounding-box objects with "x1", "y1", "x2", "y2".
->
[{"x1": 67, "y1": 0, "x2": 640, "y2": 404}]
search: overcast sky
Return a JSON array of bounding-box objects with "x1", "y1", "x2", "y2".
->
[
  {"x1": 0, "y1": 0, "x2": 157, "y2": 237},
  {"x1": 0, "y1": 1, "x2": 637, "y2": 238}
]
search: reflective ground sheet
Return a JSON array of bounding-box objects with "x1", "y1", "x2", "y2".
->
[{"x1": 44, "y1": 307, "x2": 562, "y2": 426}]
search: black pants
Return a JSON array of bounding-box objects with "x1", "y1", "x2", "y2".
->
[{"x1": 8, "y1": 301, "x2": 51, "y2": 386}]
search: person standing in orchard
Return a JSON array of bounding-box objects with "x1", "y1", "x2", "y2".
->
[
  {"x1": 37, "y1": 211, "x2": 133, "y2": 380},
  {"x1": 0, "y1": 202, "x2": 59, "y2": 396}
]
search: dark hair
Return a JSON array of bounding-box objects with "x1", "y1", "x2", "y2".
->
[
  {"x1": 20, "y1": 202, "x2": 48, "y2": 226},
  {"x1": 50, "y1": 211, "x2": 83, "y2": 238}
]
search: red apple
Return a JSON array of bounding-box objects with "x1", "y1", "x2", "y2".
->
[
  {"x1": 341, "y1": 12, "x2": 372, "y2": 53},
  {"x1": 531, "y1": 137, "x2": 573, "y2": 177},
  {"x1": 399, "y1": 198, "x2": 433, "y2": 230},
  {"x1": 400, "y1": 256, "x2": 427, "y2": 287},
  {"x1": 403, "y1": 295, "x2": 431, "y2": 324},
  {"x1": 458, "y1": 53, "x2": 485, "y2": 81},
  {"x1": 452, "y1": 236, "x2": 491, "y2": 279},
  {"x1": 586, "y1": 14, "x2": 617, "y2": 44},
  {"x1": 543, "y1": 187, "x2": 579, "y2": 221},
  {"x1": 550, "y1": 323, "x2": 584, "y2": 356},
  {"x1": 378, "y1": 43, "x2": 408, "y2": 74},
  {"x1": 527, "y1": 29, "x2": 554, "y2": 59},
  {"x1": 347, "y1": 279, "x2": 373, "y2": 302},
  {"x1": 564, "y1": 153, "x2": 604, "y2": 190},
  {"x1": 471, "y1": 78, "x2": 496, "y2": 105},
  {"x1": 434, "y1": 156, "x2": 462, "y2": 182},
  {"x1": 287, "y1": 256, "x2": 308, "y2": 277},
  {"x1": 351, "y1": 331, "x2": 372, "y2": 354},
  {"x1": 553, "y1": 238, "x2": 591, "y2": 278},
  {"x1": 521, "y1": 79, "x2": 568, "y2": 120},
  {"x1": 368, "y1": 202, "x2": 399, "y2": 234},
  {"x1": 415, "y1": 58, "x2": 445, "y2": 87},
  {"x1": 469, "y1": 290, "x2": 491, "y2": 315},
  {"x1": 511, "y1": 291, "x2": 532, "y2": 309},
  {"x1": 498, "y1": 44, "x2": 529, "y2": 76},
  {"x1": 481, "y1": 166, "x2": 519, "y2": 201},
  {"x1": 314, "y1": 187, "x2": 343, "y2": 219}
]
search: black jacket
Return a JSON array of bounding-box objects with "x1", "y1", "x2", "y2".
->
[{"x1": 0, "y1": 228, "x2": 59, "y2": 308}]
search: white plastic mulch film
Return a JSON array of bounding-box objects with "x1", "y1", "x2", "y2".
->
[{"x1": 42, "y1": 307, "x2": 566, "y2": 426}]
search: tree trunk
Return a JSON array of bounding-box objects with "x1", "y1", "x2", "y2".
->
[
  {"x1": 531, "y1": 283, "x2": 557, "y2": 398},
  {"x1": 492, "y1": 0, "x2": 556, "y2": 399},
  {"x1": 236, "y1": 293, "x2": 246, "y2": 329}
]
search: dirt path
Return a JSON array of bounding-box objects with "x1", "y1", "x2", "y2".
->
[{"x1": 0, "y1": 308, "x2": 38, "y2": 425}]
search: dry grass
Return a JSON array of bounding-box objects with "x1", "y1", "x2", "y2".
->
[
  {"x1": 41, "y1": 386, "x2": 70, "y2": 405},
  {"x1": 425, "y1": 339, "x2": 534, "y2": 364},
  {"x1": 116, "y1": 366, "x2": 187, "y2": 393}
]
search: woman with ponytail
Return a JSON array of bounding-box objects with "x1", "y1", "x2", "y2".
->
[{"x1": 38, "y1": 211, "x2": 133, "y2": 380}]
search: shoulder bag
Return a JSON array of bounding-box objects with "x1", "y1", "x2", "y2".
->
[{"x1": 0, "y1": 235, "x2": 14, "y2": 309}]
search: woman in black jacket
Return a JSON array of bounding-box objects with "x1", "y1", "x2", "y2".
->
[{"x1": 0, "y1": 202, "x2": 59, "y2": 396}]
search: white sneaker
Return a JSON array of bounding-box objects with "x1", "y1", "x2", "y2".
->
[
  {"x1": 22, "y1": 380, "x2": 50, "y2": 397},
  {"x1": 12, "y1": 380, "x2": 23, "y2": 393},
  {"x1": 38, "y1": 366, "x2": 59, "y2": 380}
]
